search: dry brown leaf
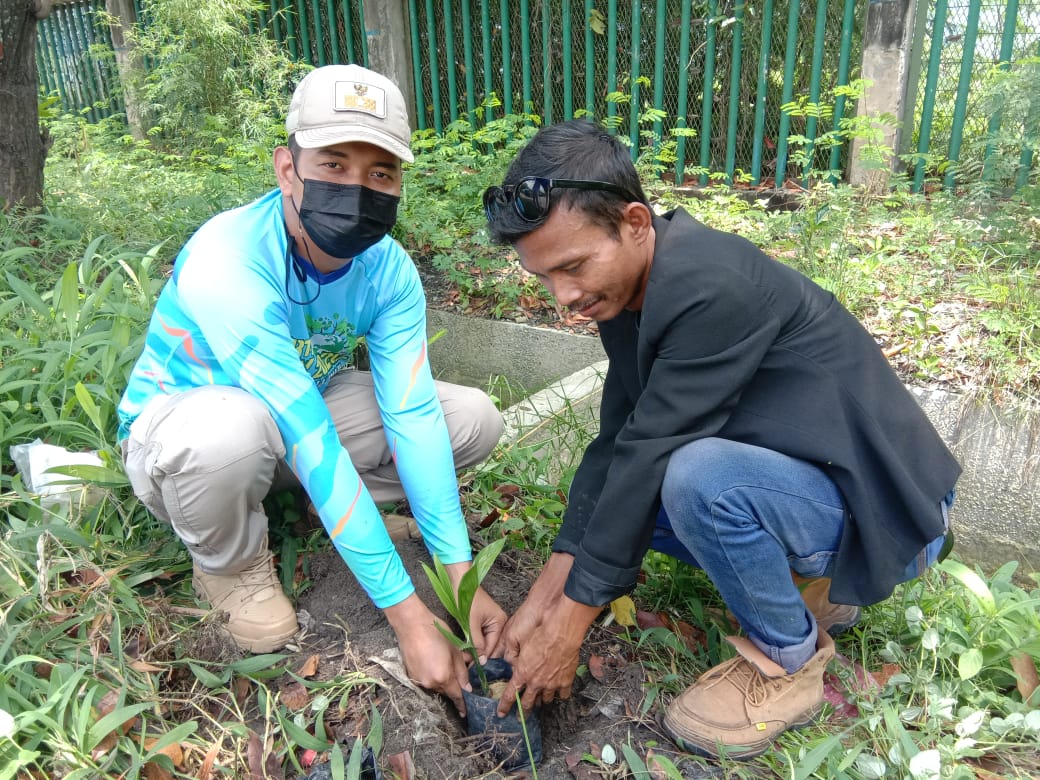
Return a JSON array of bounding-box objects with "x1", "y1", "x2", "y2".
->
[
  {"x1": 635, "y1": 610, "x2": 667, "y2": 630},
  {"x1": 872, "y1": 662, "x2": 902, "y2": 688},
  {"x1": 142, "y1": 763, "x2": 173, "y2": 780},
  {"x1": 246, "y1": 730, "x2": 265, "y2": 780},
  {"x1": 1010, "y1": 651, "x2": 1039, "y2": 702},
  {"x1": 130, "y1": 660, "x2": 167, "y2": 674},
  {"x1": 297, "y1": 654, "x2": 321, "y2": 679},
  {"x1": 388, "y1": 750, "x2": 415, "y2": 780},
  {"x1": 588, "y1": 654, "x2": 607, "y2": 681},
  {"x1": 96, "y1": 689, "x2": 136, "y2": 734},
  {"x1": 143, "y1": 737, "x2": 184, "y2": 767},
  {"x1": 280, "y1": 681, "x2": 310, "y2": 711},
  {"x1": 233, "y1": 677, "x2": 252, "y2": 708},
  {"x1": 195, "y1": 740, "x2": 221, "y2": 780}
]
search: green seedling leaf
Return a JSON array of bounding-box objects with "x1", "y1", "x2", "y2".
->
[
  {"x1": 347, "y1": 736, "x2": 365, "y2": 778},
  {"x1": 86, "y1": 702, "x2": 152, "y2": 749},
  {"x1": 188, "y1": 662, "x2": 229, "y2": 689},
  {"x1": 940, "y1": 560, "x2": 996, "y2": 615},
  {"x1": 230, "y1": 654, "x2": 287, "y2": 676},
  {"x1": 73, "y1": 382, "x2": 104, "y2": 435},
  {"x1": 621, "y1": 743, "x2": 649, "y2": 777},
  {"x1": 368, "y1": 703, "x2": 383, "y2": 755},
  {"x1": 281, "y1": 716, "x2": 331, "y2": 751}
]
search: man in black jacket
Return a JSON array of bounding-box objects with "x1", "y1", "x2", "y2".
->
[{"x1": 483, "y1": 120, "x2": 959, "y2": 759}]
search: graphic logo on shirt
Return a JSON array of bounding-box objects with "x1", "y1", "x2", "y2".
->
[{"x1": 296, "y1": 314, "x2": 358, "y2": 385}]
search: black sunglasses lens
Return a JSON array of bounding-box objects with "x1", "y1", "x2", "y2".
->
[
  {"x1": 515, "y1": 179, "x2": 550, "y2": 221},
  {"x1": 483, "y1": 187, "x2": 507, "y2": 221}
]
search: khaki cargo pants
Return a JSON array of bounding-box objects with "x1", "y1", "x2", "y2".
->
[{"x1": 122, "y1": 369, "x2": 503, "y2": 575}]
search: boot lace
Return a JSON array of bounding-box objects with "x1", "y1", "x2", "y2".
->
[{"x1": 712, "y1": 655, "x2": 774, "y2": 707}]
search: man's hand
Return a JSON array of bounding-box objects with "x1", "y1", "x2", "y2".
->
[
  {"x1": 496, "y1": 554, "x2": 602, "y2": 716},
  {"x1": 442, "y1": 561, "x2": 507, "y2": 662},
  {"x1": 384, "y1": 593, "x2": 470, "y2": 715}
]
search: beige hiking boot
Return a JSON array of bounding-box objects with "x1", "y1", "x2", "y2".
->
[
  {"x1": 662, "y1": 631, "x2": 835, "y2": 759},
  {"x1": 792, "y1": 573, "x2": 861, "y2": 636},
  {"x1": 192, "y1": 541, "x2": 299, "y2": 653}
]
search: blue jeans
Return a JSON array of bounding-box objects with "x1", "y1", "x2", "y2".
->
[{"x1": 650, "y1": 438, "x2": 950, "y2": 673}]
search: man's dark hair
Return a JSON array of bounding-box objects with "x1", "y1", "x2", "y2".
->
[{"x1": 487, "y1": 120, "x2": 649, "y2": 244}]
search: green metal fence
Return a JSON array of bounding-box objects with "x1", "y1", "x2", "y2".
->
[
  {"x1": 407, "y1": 0, "x2": 864, "y2": 187},
  {"x1": 36, "y1": 0, "x2": 122, "y2": 123},
  {"x1": 905, "y1": 0, "x2": 1039, "y2": 191},
  {"x1": 34, "y1": 0, "x2": 1039, "y2": 190}
]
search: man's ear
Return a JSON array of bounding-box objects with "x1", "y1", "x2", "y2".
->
[
  {"x1": 273, "y1": 146, "x2": 296, "y2": 197},
  {"x1": 621, "y1": 201, "x2": 653, "y2": 243}
]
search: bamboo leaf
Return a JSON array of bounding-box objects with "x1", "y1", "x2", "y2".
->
[{"x1": 59, "y1": 263, "x2": 80, "y2": 338}]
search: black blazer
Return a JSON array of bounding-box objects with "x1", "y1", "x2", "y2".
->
[{"x1": 554, "y1": 208, "x2": 960, "y2": 607}]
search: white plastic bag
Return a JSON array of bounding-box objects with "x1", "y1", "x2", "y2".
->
[{"x1": 9, "y1": 438, "x2": 105, "y2": 510}]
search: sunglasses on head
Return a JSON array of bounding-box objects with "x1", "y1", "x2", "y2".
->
[{"x1": 482, "y1": 176, "x2": 639, "y2": 223}]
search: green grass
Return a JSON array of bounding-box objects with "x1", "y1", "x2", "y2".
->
[{"x1": 1, "y1": 107, "x2": 1038, "y2": 776}]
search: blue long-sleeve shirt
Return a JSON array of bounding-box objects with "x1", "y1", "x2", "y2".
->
[{"x1": 118, "y1": 189, "x2": 472, "y2": 607}]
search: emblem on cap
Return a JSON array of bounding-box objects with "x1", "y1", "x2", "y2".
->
[{"x1": 334, "y1": 80, "x2": 384, "y2": 116}]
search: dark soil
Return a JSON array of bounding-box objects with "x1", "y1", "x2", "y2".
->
[{"x1": 287, "y1": 528, "x2": 720, "y2": 779}]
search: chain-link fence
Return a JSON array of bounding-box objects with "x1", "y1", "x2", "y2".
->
[{"x1": 410, "y1": 0, "x2": 864, "y2": 186}]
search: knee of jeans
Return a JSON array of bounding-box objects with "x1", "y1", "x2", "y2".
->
[
  {"x1": 660, "y1": 440, "x2": 722, "y2": 515},
  {"x1": 151, "y1": 391, "x2": 284, "y2": 476}
]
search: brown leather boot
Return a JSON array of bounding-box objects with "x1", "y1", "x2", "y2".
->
[
  {"x1": 792, "y1": 573, "x2": 860, "y2": 636},
  {"x1": 662, "y1": 631, "x2": 835, "y2": 759},
  {"x1": 192, "y1": 539, "x2": 299, "y2": 653}
]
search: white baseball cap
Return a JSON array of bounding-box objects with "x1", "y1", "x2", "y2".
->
[{"x1": 285, "y1": 64, "x2": 414, "y2": 163}]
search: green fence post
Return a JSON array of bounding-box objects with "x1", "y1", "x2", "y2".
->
[
  {"x1": 521, "y1": 0, "x2": 532, "y2": 112},
  {"x1": 828, "y1": 0, "x2": 858, "y2": 184},
  {"x1": 627, "y1": 0, "x2": 642, "y2": 159},
  {"x1": 35, "y1": 17, "x2": 58, "y2": 98},
  {"x1": 55, "y1": 4, "x2": 86, "y2": 114},
  {"x1": 1015, "y1": 40, "x2": 1040, "y2": 189},
  {"x1": 913, "y1": 0, "x2": 949, "y2": 192},
  {"x1": 311, "y1": 0, "x2": 326, "y2": 65},
  {"x1": 424, "y1": 0, "x2": 443, "y2": 132},
  {"x1": 584, "y1": 0, "x2": 594, "y2": 116},
  {"x1": 444, "y1": 0, "x2": 459, "y2": 121},
  {"x1": 542, "y1": 1, "x2": 552, "y2": 123},
  {"x1": 724, "y1": 1, "x2": 745, "y2": 184},
  {"x1": 481, "y1": 0, "x2": 493, "y2": 119},
  {"x1": 463, "y1": 0, "x2": 477, "y2": 117},
  {"x1": 562, "y1": 0, "x2": 573, "y2": 119},
  {"x1": 750, "y1": 0, "x2": 775, "y2": 185},
  {"x1": 982, "y1": 0, "x2": 1019, "y2": 181},
  {"x1": 606, "y1": 0, "x2": 618, "y2": 124},
  {"x1": 501, "y1": 0, "x2": 513, "y2": 115},
  {"x1": 285, "y1": 0, "x2": 300, "y2": 59},
  {"x1": 325, "y1": 0, "x2": 339, "y2": 61},
  {"x1": 653, "y1": 0, "x2": 666, "y2": 142},
  {"x1": 774, "y1": 0, "x2": 802, "y2": 190},
  {"x1": 271, "y1": 0, "x2": 282, "y2": 49},
  {"x1": 697, "y1": 0, "x2": 718, "y2": 184},
  {"x1": 943, "y1": 0, "x2": 981, "y2": 191},
  {"x1": 803, "y1": 0, "x2": 829, "y2": 184},
  {"x1": 357, "y1": 0, "x2": 368, "y2": 66},
  {"x1": 408, "y1": 0, "x2": 424, "y2": 128},
  {"x1": 342, "y1": 0, "x2": 356, "y2": 61},
  {"x1": 674, "y1": 0, "x2": 693, "y2": 184},
  {"x1": 296, "y1": 0, "x2": 313, "y2": 62}
]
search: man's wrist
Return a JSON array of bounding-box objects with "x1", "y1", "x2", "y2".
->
[{"x1": 383, "y1": 592, "x2": 430, "y2": 633}]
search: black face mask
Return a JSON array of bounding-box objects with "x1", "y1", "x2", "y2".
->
[{"x1": 294, "y1": 178, "x2": 400, "y2": 260}]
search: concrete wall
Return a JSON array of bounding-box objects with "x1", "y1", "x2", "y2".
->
[{"x1": 428, "y1": 309, "x2": 1040, "y2": 576}]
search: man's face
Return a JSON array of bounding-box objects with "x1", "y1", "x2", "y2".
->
[
  {"x1": 514, "y1": 203, "x2": 655, "y2": 322},
  {"x1": 275, "y1": 140, "x2": 402, "y2": 199},
  {"x1": 273, "y1": 140, "x2": 402, "y2": 269}
]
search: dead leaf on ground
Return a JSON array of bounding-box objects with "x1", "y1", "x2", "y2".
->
[
  {"x1": 195, "y1": 740, "x2": 221, "y2": 780},
  {"x1": 635, "y1": 610, "x2": 668, "y2": 630},
  {"x1": 872, "y1": 662, "x2": 902, "y2": 688},
  {"x1": 246, "y1": 730, "x2": 265, "y2": 780},
  {"x1": 233, "y1": 677, "x2": 252, "y2": 708},
  {"x1": 142, "y1": 737, "x2": 184, "y2": 767},
  {"x1": 297, "y1": 653, "x2": 321, "y2": 678},
  {"x1": 130, "y1": 660, "x2": 167, "y2": 674},
  {"x1": 1010, "y1": 651, "x2": 1039, "y2": 701},
  {"x1": 280, "y1": 680, "x2": 310, "y2": 711},
  {"x1": 609, "y1": 596, "x2": 637, "y2": 627},
  {"x1": 142, "y1": 762, "x2": 173, "y2": 780},
  {"x1": 388, "y1": 750, "x2": 416, "y2": 780}
]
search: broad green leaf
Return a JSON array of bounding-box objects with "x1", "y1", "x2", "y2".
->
[
  {"x1": 58, "y1": 263, "x2": 80, "y2": 338},
  {"x1": 280, "y1": 716, "x2": 331, "y2": 750},
  {"x1": 347, "y1": 736, "x2": 364, "y2": 778},
  {"x1": 86, "y1": 701, "x2": 152, "y2": 749},
  {"x1": 940, "y1": 559, "x2": 996, "y2": 614},
  {"x1": 621, "y1": 743, "x2": 649, "y2": 777},
  {"x1": 368, "y1": 704, "x2": 383, "y2": 755},
  {"x1": 73, "y1": 382, "x2": 104, "y2": 434},
  {"x1": 188, "y1": 662, "x2": 228, "y2": 689},
  {"x1": 230, "y1": 654, "x2": 287, "y2": 675},
  {"x1": 5, "y1": 272, "x2": 49, "y2": 317},
  {"x1": 958, "y1": 648, "x2": 984, "y2": 680},
  {"x1": 142, "y1": 720, "x2": 197, "y2": 759}
]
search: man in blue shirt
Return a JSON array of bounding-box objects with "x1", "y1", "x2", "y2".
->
[{"x1": 119, "y1": 64, "x2": 505, "y2": 714}]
